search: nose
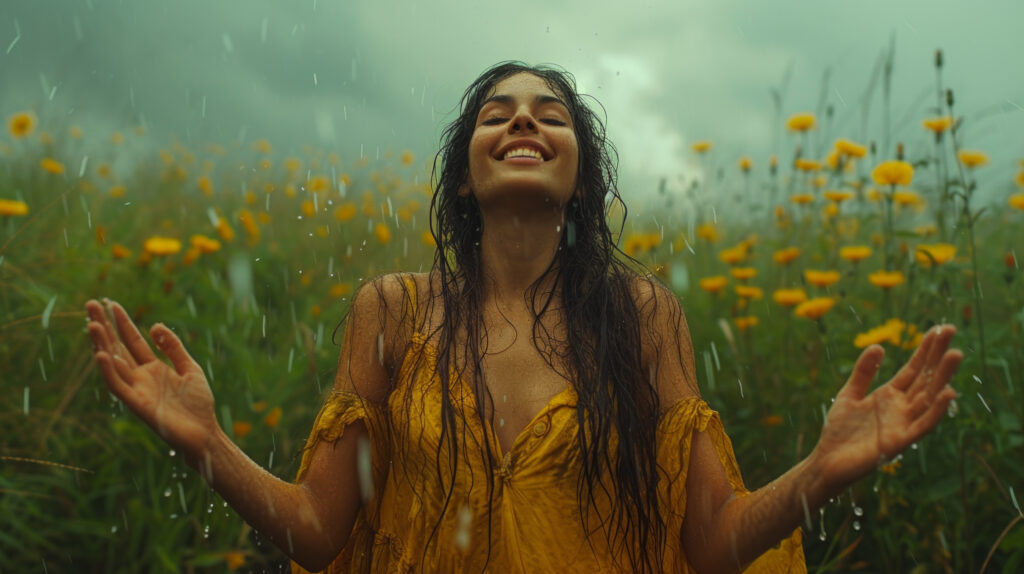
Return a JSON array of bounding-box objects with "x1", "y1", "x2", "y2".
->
[{"x1": 508, "y1": 106, "x2": 537, "y2": 133}]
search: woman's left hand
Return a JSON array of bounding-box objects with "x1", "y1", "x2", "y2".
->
[{"x1": 810, "y1": 324, "x2": 963, "y2": 493}]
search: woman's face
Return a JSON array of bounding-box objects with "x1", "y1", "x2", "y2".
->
[{"x1": 464, "y1": 72, "x2": 579, "y2": 211}]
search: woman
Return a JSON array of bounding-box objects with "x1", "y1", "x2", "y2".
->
[{"x1": 85, "y1": 62, "x2": 962, "y2": 573}]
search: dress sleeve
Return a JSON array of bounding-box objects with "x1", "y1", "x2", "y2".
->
[
  {"x1": 657, "y1": 398, "x2": 806, "y2": 573},
  {"x1": 291, "y1": 391, "x2": 388, "y2": 574}
]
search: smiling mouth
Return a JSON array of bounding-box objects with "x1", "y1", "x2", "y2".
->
[{"x1": 502, "y1": 147, "x2": 545, "y2": 161}]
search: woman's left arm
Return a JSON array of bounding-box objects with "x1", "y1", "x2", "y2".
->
[{"x1": 684, "y1": 325, "x2": 962, "y2": 573}]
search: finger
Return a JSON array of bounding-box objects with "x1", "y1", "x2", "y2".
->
[
  {"x1": 151, "y1": 323, "x2": 200, "y2": 377},
  {"x1": 839, "y1": 345, "x2": 885, "y2": 400},
  {"x1": 87, "y1": 321, "x2": 114, "y2": 355},
  {"x1": 108, "y1": 300, "x2": 158, "y2": 365},
  {"x1": 907, "y1": 385, "x2": 957, "y2": 442},
  {"x1": 908, "y1": 326, "x2": 957, "y2": 398},
  {"x1": 907, "y1": 351, "x2": 963, "y2": 420},
  {"x1": 95, "y1": 299, "x2": 139, "y2": 368},
  {"x1": 94, "y1": 351, "x2": 138, "y2": 406},
  {"x1": 111, "y1": 353, "x2": 137, "y2": 383},
  {"x1": 890, "y1": 326, "x2": 937, "y2": 392}
]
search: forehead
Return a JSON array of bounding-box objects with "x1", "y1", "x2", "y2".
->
[{"x1": 484, "y1": 72, "x2": 565, "y2": 101}]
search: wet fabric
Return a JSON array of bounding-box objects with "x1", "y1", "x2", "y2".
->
[{"x1": 292, "y1": 285, "x2": 805, "y2": 573}]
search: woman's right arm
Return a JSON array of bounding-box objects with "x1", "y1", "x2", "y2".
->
[{"x1": 85, "y1": 280, "x2": 396, "y2": 572}]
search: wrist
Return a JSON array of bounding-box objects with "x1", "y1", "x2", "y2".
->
[{"x1": 184, "y1": 426, "x2": 229, "y2": 476}]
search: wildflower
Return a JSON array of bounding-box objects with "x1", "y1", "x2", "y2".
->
[
  {"x1": 1005, "y1": 251, "x2": 1017, "y2": 269},
  {"x1": 825, "y1": 150, "x2": 840, "y2": 170},
  {"x1": 182, "y1": 247, "x2": 201, "y2": 266},
  {"x1": 401, "y1": 150, "x2": 415, "y2": 165},
  {"x1": 872, "y1": 161, "x2": 914, "y2": 186},
  {"x1": 770, "y1": 155, "x2": 779, "y2": 171},
  {"x1": 957, "y1": 149, "x2": 988, "y2": 168},
  {"x1": 922, "y1": 116, "x2": 952, "y2": 135},
  {"x1": 823, "y1": 190, "x2": 854, "y2": 203},
  {"x1": 334, "y1": 202, "x2": 357, "y2": 222},
  {"x1": 868, "y1": 270, "x2": 905, "y2": 288},
  {"x1": 834, "y1": 138, "x2": 867, "y2": 158},
  {"x1": 143, "y1": 236, "x2": 182, "y2": 256},
  {"x1": 773, "y1": 247, "x2": 801, "y2": 265},
  {"x1": 330, "y1": 283, "x2": 353, "y2": 298},
  {"x1": 789, "y1": 193, "x2": 814, "y2": 205},
  {"x1": 734, "y1": 316, "x2": 759, "y2": 331},
  {"x1": 252, "y1": 139, "x2": 272, "y2": 154},
  {"x1": 307, "y1": 176, "x2": 330, "y2": 193},
  {"x1": 110, "y1": 131, "x2": 124, "y2": 145},
  {"x1": 224, "y1": 551, "x2": 246, "y2": 570},
  {"x1": 40, "y1": 158, "x2": 65, "y2": 175},
  {"x1": 233, "y1": 421, "x2": 252, "y2": 439},
  {"x1": 190, "y1": 234, "x2": 222, "y2": 254},
  {"x1": 696, "y1": 223, "x2": 719, "y2": 243},
  {"x1": 773, "y1": 288, "x2": 808, "y2": 307},
  {"x1": 8, "y1": 111, "x2": 36, "y2": 138},
  {"x1": 301, "y1": 200, "x2": 317, "y2": 218},
  {"x1": 111, "y1": 244, "x2": 132, "y2": 259},
  {"x1": 787, "y1": 112, "x2": 816, "y2": 132},
  {"x1": 699, "y1": 276, "x2": 728, "y2": 294},
  {"x1": 264, "y1": 406, "x2": 282, "y2": 429},
  {"x1": 422, "y1": 231, "x2": 437, "y2": 247},
  {"x1": 794, "y1": 158, "x2": 821, "y2": 172},
  {"x1": 854, "y1": 319, "x2": 906, "y2": 348},
  {"x1": 738, "y1": 156, "x2": 752, "y2": 173},
  {"x1": 718, "y1": 245, "x2": 747, "y2": 265},
  {"x1": 812, "y1": 175, "x2": 828, "y2": 189},
  {"x1": 804, "y1": 270, "x2": 841, "y2": 288},
  {"x1": 865, "y1": 187, "x2": 882, "y2": 202},
  {"x1": 902, "y1": 324, "x2": 923, "y2": 350},
  {"x1": 311, "y1": 304, "x2": 322, "y2": 318},
  {"x1": 730, "y1": 267, "x2": 757, "y2": 281},
  {"x1": 0, "y1": 199, "x2": 29, "y2": 216},
  {"x1": 217, "y1": 217, "x2": 235, "y2": 242},
  {"x1": 69, "y1": 125, "x2": 83, "y2": 139},
  {"x1": 375, "y1": 223, "x2": 392, "y2": 244},
  {"x1": 691, "y1": 141, "x2": 712, "y2": 153},
  {"x1": 1015, "y1": 171, "x2": 1024, "y2": 188},
  {"x1": 198, "y1": 176, "x2": 214, "y2": 197},
  {"x1": 734, "y1": 285, "x2": 763, "y2": 300},
  {"x1": 761, "y1": 415, "x2": 783, "y2": 427},
  {"x1": 794, "y1": 297, "x2": 835, "y2": 320},
  {"x1": 893, "y1": 190, "x2": 924, "y2": 207},
  {"x1": 840, "y1": 246, "x2": 873, "y2": 263},
  {"x1": 1009, "y1": 194, "x2": 1024, "y2": 210},
  {"x1": 915, "y1": 243, "x2": 956, "y2": 267},
  {"x1": 879, "y1": 459, "x2": 901, "y2": 475},
  {"x1": 915, "y1": 224, "x2": 938, "y2": 237},
  {"x1": 284, "y1": 157, "x2": 302, "y2": 172}
]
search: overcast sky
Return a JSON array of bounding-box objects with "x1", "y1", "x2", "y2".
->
[{"x1": 3, "y1": 0, "x2": 1022, "y2": 206}]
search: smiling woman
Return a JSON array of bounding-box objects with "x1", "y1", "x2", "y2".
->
[{"x1": 86, "y1": 61, "x2": 962, "y2": 574}]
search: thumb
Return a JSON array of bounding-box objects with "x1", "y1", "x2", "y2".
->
[
  {"x1": 151, "y1": 323, "x2": 199, "y2": 376},
  {"x1": 839, "y1": 345, "x2": 885, "y2": 400}
]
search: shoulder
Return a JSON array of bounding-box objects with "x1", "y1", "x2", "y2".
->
[{"x1": 627, "y1": 273, "x2": 684, "y2": 319}]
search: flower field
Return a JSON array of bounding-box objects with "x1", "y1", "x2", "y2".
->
[{"x1": 2, "y1": 54, "x2": 1023, "y2": 572}]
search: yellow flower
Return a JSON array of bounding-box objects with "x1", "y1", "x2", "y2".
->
[
  {"x1": 761, "y1": 415, "x2": 784, "y2": 427},
  {"x1": 0, "y1": 199, "x2": 29, "y2": 216},
  {"x1": 401, "y1": 150, "x2": 415, "y2": 165},
  {"x1": 865, "y1": 187, "x2": 882, "y2": 202},
  {"x1": 696, "y1": 223, "x2": 719, "y2": 243},
  {"x1": 839, "y1": 246, "x2": 873, "y2": 263},
  {"x1": 834, "y1": 138, "x2": 867, "y2": 158},
  {"x1": 69, "y1": 125, "x2": 83, "y2": 139},
  {"x1": 301, "y1": 200, "x2": 317, "y2": 218},
  {"x1": 868, "y1": 270, "x2": 905, "y2": 288},
  {"x1": 915, "y1": 224, "x2": 937, "y2": 237},
  {"x1": 111, "y1": 244, "x2": 132, "y2": 259},
  {"x1": 1009, "y1": 193, "x2": 1024, "y2": 210},
  {"x1": 804, "y1": 270, "x2": 841, "y2": 288},
  {"x1": 307, "y1": 176, "x2": 330, "y2": 193},
  {"x1": 217, "y1": 217, "x2": 235, "y2": 242},
  {"x1": 922, "y1": 116, "x2": 952, "y2": 134},
  {"x1": 958, "y1": 150, "x2": 988, "y2": 169},
  {"x1": 734, "y1": 316, "x2": 759, "y2": 331},
  {"x1": 252, "y1": 139, "x2": 272, "y2": 154},
  {"x1": 375, "y1": 223, "x2": 392, "y2": 244},
  {"x1": 718, "y1": 245, "x2": 747, "y2": 265},
  {"x1": 110, "y1": 131, "x2": 124, "y2": 145},
  {"x1": 422, "y1": 231, "x2": 437, "y2": 247},
  {"x1": 143, "y1": 236, "x2": 182, "y2": 256},
  {"x1": 182, "y1": 247, "x2": 201, "y2": 266},
  {"x1": 854, "y1": 319, "x2": 906, "y2": 348},
  {"x1": 264, "y1": 406, "x2": 282, "y2": 429},
  {"x1": 198, "y1": 176, "x2": 214, "y2": 197},
  {"x1": 880, "y1": 459, "x2": 902, "y2": 475},
  {"x1": 787, "y1": 112, "x2": 816, "y2": 132},
  {"x1": 794, "y1": 297, "x2": 836, "y2": 320},
  {"x1": 8, "y1": 111, "x2": 36, "y2": 138},
  {"x1": 823, "y1": 190, "x2": 854, "y2": 203},
  {"x1": 825, "y1": 150, "x2": 840, "y2": 170},
  {"x1": 1015, "y1": 171, "x2": 1024, "y2": 188},
  {"x1": 738, "y1": 156, "x2": 753, "y2": 173},
  {"x1": 872, "y1": 161, "x2": 914, "y2": 186},
  {"x1": 190, "y1": 234, "x2": 222, "y2": 254},
  {"x1": 329, "y1": 283, "x2": 353, "y2": 298},
  {"x1": 232, "y1": 421, "x2": 252, "y2": 439},
  {"x1": 773, "y1": 288, "x2": 808, "y2": 307},
  {"x1": 699, "y1": 276, "x2": 728, "y2": 294},
  {"x1": 691, "y1": 140, "x2": 712, "y2": 153},
  {"x1": 915, "y1": 243, "x2": 956, "y2": 267},
  {"x1": 893, "y1": 190, "x2": 924, "y2": 207},
  {"x1": 789, "y1": 193, "x2": 814, "y2": 205},
  {"x1": 284, "y1": 157, "x2": 302, "y2": 172},
  {"x1": 40, "y1": 158, "x2": 65, "y2": 175},
  {"x1": 773, "y1": 247, "x2": 801, "y2": 265},
  {"x1": 794, "y1": 158, "x2": 821, "y2": 172},
  {"x1": 735, "y1": 285, "x2": 763, "y2": 300},
  {"x1": 334, "y1": 202, "x2": 357, "y2": 222},
  {"x1": 730, "y1": 267, "x2": 757, "y2": 280},
  {"x1": 822, "y1": 202, "x2": 839, "y2": 219},
  {"x1": 224, "y1": 551, "x2": 246, "y2": 570}
]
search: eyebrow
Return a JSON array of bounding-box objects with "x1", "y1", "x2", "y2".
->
[{"x1": 482, "y1": 94, "x2": 568, "y2": 108}]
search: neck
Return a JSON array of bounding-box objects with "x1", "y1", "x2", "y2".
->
[{"x1": 477, "y1": 202, "x2": 565, "y2": 306}]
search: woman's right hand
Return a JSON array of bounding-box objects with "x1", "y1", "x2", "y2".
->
[{"x1": 86, "y1": 299, "x2": 221, "y2": 463}]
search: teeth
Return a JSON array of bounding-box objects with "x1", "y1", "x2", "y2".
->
[{"x1": 503, "y1": 147, "x2": 543, "y2": 161}]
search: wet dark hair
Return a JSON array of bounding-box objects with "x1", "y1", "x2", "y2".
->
[{"x1": 335, "y1": 61, "x2": 698, "y2": 573}]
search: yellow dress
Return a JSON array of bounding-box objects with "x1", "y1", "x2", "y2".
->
[{"x1": 292, "y1": 293, "x2": 805, "y2": 573}]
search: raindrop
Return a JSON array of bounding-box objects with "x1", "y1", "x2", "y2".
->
[
  {"x1": 163, "y1": 488, "x2": 172, "y2": 498},
  {"x1": 454, "y1": 504, "x2": 472, "y2": 551},
  {"x1": 169, "y1": 449, "x2": 176, "y2": 457},
  {"x1": 853, "y1": 506, "x2": 863, "y2": 516},
  {"x1": 110, "y1": 525, "x2": 118, "y2": 533},
  {"x1": 947, "y1": 399, "x2": 958, "y2": 417},
  {"x1": 852, "y1": 520, "x2": 861, "y2": 531},
  {"x1": 499, "y1": 418, "x2": 505, "y2": 428},
  {"x1": 911, "y1": 443, "x2": 918, "y2": 450},
  {"x1": 23, "y1": 387, "x2": 30, "y2": 415}
]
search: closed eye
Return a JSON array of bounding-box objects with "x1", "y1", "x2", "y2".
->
[{"x1": 481, "y1": 118, "x2": 567, "y2": 126}]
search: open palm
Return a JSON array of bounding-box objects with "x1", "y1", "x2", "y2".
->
[
  {"x1": 812, "y1": 325, "x2": 963, "y2": 491},
  {"x1": 86, "y1": 299, "x2": 220, "y2": 459}
]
